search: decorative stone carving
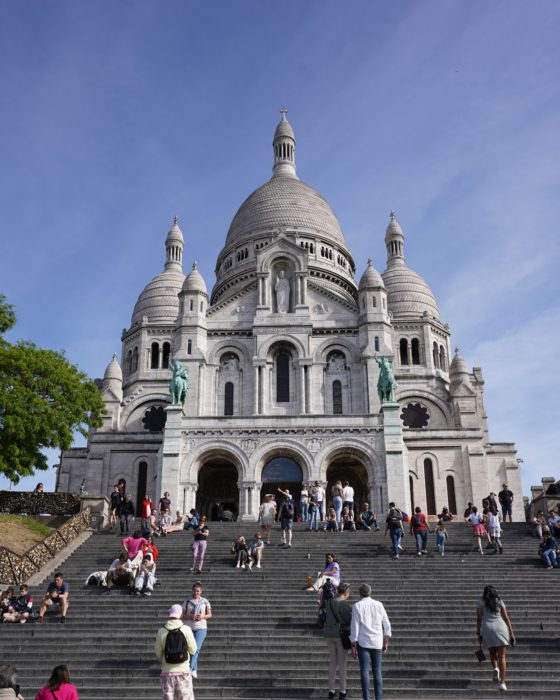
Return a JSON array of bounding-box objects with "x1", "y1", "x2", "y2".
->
[
  {"x1": 275, "y1": 270, "x2": 290, "y2": 313},
  {"x1": 241, "y1": 438, "x2": 258, "y2": 455},
  {"x1": 314, "y1": 303, "x2": 330, "y2": 314},
  {"x1": 326, "y1": 351, "x2": 346, "y2": 373},
  {"x1": 306, "y1": 438, "x2": 322, "y2": 454},
  {"x1": 220, "y1": 353, "x2": 239, "y2": 372}
]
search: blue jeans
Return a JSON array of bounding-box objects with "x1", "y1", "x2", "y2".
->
[
  {"x1": 333, "y1": 496, "x2": 343, "y2": 525},
  {"x1": 542, "y1": 549, "x2": 557, "y2": 567},
  {"x1": 308, "y1": 509, "x2": 319, "y2": 530},
  {"x1": 300, "y1": 500, "x2": 308, "y2": 522},
  {"x1": 357, "y1": 644, "x2": 383, "y2": 700},
  {"x1": 414, "y1": 530, "x2": 428, "y2": 553},
  {"x1": 389, "y1": 528, "x2": 403, "y2": 558},
  {"x1": 190, "y1": 627, "x2": 208, "y2": 671},
  {"x1": 436, "y1": 532, "x2": 446, "y2": 553}
]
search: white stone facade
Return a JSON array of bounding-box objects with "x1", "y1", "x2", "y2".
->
[{"x1": 59, "y1": 114, "x2": 524, "y2": 521}]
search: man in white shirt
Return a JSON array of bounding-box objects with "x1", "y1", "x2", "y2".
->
[
  {"x1": 350, "y1": 584, "x2": 391, "y2": 700},
  {"x1": 342, "y1": 481, "x2": 355, "y2": 511}
]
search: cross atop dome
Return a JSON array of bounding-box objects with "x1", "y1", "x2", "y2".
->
[{"x1": 280, "y1": 107, "x2": 288, "y2": 120}]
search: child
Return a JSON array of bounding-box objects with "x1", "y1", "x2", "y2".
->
[
  {"x1": 325, "y1": 508, "x2": 338, "y2": 532},
  {"x1": 0, "y1": 587, "x2": 16, "y2": 621},
  {"x1": 3, "y1": 584, "x2": 33, "y2": 623},
  {"x1": 436, "y1": 520, "x2": 448, "y2": 556}
]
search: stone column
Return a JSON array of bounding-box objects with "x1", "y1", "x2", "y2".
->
[
  {"x1": 382, "y1": 402, "x2": 410, "y2": 513},
  {"x1": 253, "y1": 365, "x2": 259, "y2": 415},
  {"x1": 240, "y1": 481, "x2": 258, "y2": 521},
  {"x1": 299, "y1": 363, "x2": 306, "y2": 414},
  {"x1": 159, "y1": 406, "x2": 183, "y2": 502}
]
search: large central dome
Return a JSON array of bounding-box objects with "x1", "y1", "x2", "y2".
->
[{"x1": 225, "y1": 175, "x2": 347, "y2": 248}]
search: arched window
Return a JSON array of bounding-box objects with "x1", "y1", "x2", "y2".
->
[
  {"x1": 411, "y1": 338, "x2": 420, "y2": 365},
  {"x1": 135, "y1": 461, "x2": 148, "y2": 515},
  {"x1": 200, "y1": 301, "x2": 204, "y2": 313},
  {"x1": 446, "y1": 475, "x2": 457, "y2": 514},
  {"x1": 439, "y1": 345, "x2": 446, "y2": 371},
  {"x1": 224, "y1": 382, "x2": 234, "y2": 416},
  {"x1": 433, "y1": 342, "x2": 440, "y2": 369},
  {"x1": 424, "y1": 458, "x2": 436, "y2": 514},
  {"x1": 374, "y1": 336, "x2": 380, "y2": 352},
  {"x1": 362, "y1": 297, "x2": 365, "y2": 309},
  {"x1": 126, "y1": 350, "x2": 132, "y2": 375},
  {"x1": 400, "y1": 338, "x2": 409, "y2": 365},
  {"x1": 189, "y1": 299, "x2": 194, "y2": 312},
  {"x1": 132, "y1": 347, "x2": 138, "y2": 373},
  {"x1": 187, "y1": 340, "x2": 192, "y2": 355},
  {"x1": 372, "y1": 296, "x2": 377, "y2": 308},
  {"x1": 162, "y1": 342, "x2": 170, "y2": 369},
  {"x1": 276, "y1": 352, "x2": 290, "y2": 402},
  {"x1": 332, "y1": 380, "x2": 342, "y2": 414},
  {"x1": 409, "y1": 475, "x2": 415, "y2": 511},
  {"x1": 151, "y1": 342, "x2": 160, "y2": 369}
]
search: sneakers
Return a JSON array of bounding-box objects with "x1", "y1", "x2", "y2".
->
[
  {"x1": 417, "y1": 551, "x2": 422, "y2": 556},
  {"x1": 493, "y1": 667, "x2": 500, "y2": 683},
  {"x1": 134, "y1": 590, "x2": 141, "y2": 596},
  {"x1": 36, "y1": 616, "x2": 45, "y2": 624},
  {"x1": 328, "y1": 692, "x2": 336, "y2": 700},
  {"x1": 499, "y1": 682, "x2": 507, "y2": 691},
  {"x1": 256, "y1": 563, "x2": 261, "y2": 568},
  {"x1": 189, "y1": 567, "x2": 195, "y2": 573},
  {"x1": 441, "y1": 551, "x2": 445, "y2": 557},
  {"x1": 287, "y1": 543, "x2": 292, "y2": 548},
  {"x1": 339, "y1": 693, "x2": 347, "y2": 700},
  {"x1": 60, "y1": 616, "x2": 66, "y2": 623},
  {"x1": 398, "y1": 544, "x2": 404, "y2": 551},
  {"x1": 306, "y1": 586, "x2": 315, "y2": 592},
  {"x1": 144, "y1": 591, "x2": 152, "y2": 596},
  {"x1": 422, "y1": 550, "x2": 428, "y2": 554},
  {"x1": 191, "y1": 670, "x2": 198, "y2": 679}
]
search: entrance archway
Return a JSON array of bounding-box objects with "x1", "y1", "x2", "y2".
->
[
  {"x1": 196, "y1": 459, "x2": 239, "y2": 521},
  {"x1": 260, "y1": 456, "x2": 303, "y2": 516},
  {"x1": 325, "y1": 455, "x2": 369, "y2": 513}
]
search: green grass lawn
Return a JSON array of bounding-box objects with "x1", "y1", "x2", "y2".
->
[{"x1": 0, "y1": 514, "x2": 53, "y2": 538}]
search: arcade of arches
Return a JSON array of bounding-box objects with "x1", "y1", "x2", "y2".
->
[{"x1": 193, "y1": 452, "x2": 372, "y2": 521}]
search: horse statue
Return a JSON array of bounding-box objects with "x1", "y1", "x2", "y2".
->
[
  {"x1": 375, "y1": 356, "x2": 397, "y2": 403},
  {"x1": 169, "y1": 359, "x2": 188, "y2": 406}
]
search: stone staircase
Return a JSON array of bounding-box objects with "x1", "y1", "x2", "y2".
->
[{"x1": 1, "y1": 521, "x2": 559, "y2": 699}]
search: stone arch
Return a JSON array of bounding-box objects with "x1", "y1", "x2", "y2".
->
[
  {"x1": 259, "y1": 248, "x2": 305, "y2": 274},
  {"x1": 122, "y1": 395, "x2": 170, "y2": 431},
  {"x1": 319, "y1": 442, "x2": 378, "y2": 514},
  {"x1": 396, "y1": 390, "x2": 451, "y2": 428},
  {"x1": 253, "y1": 441, "x2": 313, "y2": 484},
  {"x1": 183, "y1": 442, "x2": 249, "y2": 483},
  {"x1": 313, "y1": 337, "x2": 360, "y2": 365},
  {"x1": 258, "y1": 334, "x2": 306, "y2": 360},
  {"x1": 207, "y1": 339, "x2": 253, "y2": 366}
]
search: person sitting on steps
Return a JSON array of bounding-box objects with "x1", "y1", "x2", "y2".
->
[
  {"x1": 36, "y1": 572, "x2": 69, "y2": 624},
  {"x1": 357, "y1": 502, "x2": 378, "y2": 531},
  {"x1": 104, "y1": 552, "x2": 135, "y2": 595},
  {"x1": 307, "y1": 553, "x2": 341, "y2": 592},
  {"x1": 342, "y1": 506, "x2": 357, "y2": 531},
  {"x1": 2, "y1": 585, "x2": 33, "y2": 624},
  {"x1": 231, "y1": 536, "x2": 252, "y2": 570},
  {"x1": 247, "y1": 531, "x2": 264, "y2": 568},
  {"x1": 134, "y1": 555, "x2": 157, "y2": 596}
]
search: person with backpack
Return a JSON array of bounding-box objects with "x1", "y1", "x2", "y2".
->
[
  {"x1": 155, "y1": 604, "x2": 197, "y2": 700},
  {"x1": 384, "y1": 505, "x2": 404, "y2": 560},
  {"x1": 277, "y1": 488, "x2": 294, "y2": 547},
  {"x1": 307, "y1": 552, "x2": 341, "y2": 592},
  {"x1": 409, "y1": 506, "x2": 431, "y2": 555}
]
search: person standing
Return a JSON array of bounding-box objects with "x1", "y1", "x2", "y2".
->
[
  {"x1": 141, "y1": 494, "x2": 155, "y2": 537},
  {"x1": 300, "y1": 483, "x2": 309, "y2": 523},
  {"x1": 34, "y1": 665, "x2": 79, "y2": 700},
  {"x1": 476, "y1": 585, "x2": 515, "y2": 691},
  {"x1": 191, "y1": 516, "x2": 209, "y2": 573},
  {"x1": 342, "y1": 481, "x2": 354, "y2": 513},
  {"x1": 466, "y1": 506, "x2": 486, "y2": 556},
  {"x1": 118, "y1": 493, "x2": 135, "y2": 535},
  {"x1": 409, "y1": 506, "x2": 430, "y2": 556},
  {"x1": 332, "y1": 481, "x2": 344, "y2": 531},
  {"x1": 350, "y1": 584, "x2": 391, "y2": 700},
  {"x1": 435, "y1": 520, "x2": 448, "y2": 557},
  {"x1": 258, "y1": 494, "x2": 276, "y2": 544},
  {"x1": 109, "y1": 484, "x2": 122, "y2": 530},
  {"x1": 315, "y1": 481, "x2": 325, "y2": 521},
  {"x1": 498, "y1": 483, "x2": 514, "y2": 523},
  {"x1": 308, "y1": 488, "x2": 320, "y2": 531},
  {"x1": 486, "y1": 506, "x2": 504, "y2": 554},
  {"x1": 324, "y1": 582, "x2": 352, "y2": 700},
  {"x1": 277, "y1": 488, "x2": 294, "y2": 547},
  {"x1": 182, "y1": 582, "x2": 212, "y2": 679},
  {"x1": 155, "y1": 604, "x2": 197, "y2": 700}
]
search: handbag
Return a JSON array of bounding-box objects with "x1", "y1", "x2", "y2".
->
[
  {"x1": 475, "y1": 642, "x2": 486, "y2": 662},
  {"x1": 330, "y1": 599, "x2": 352, "y2": 650}
]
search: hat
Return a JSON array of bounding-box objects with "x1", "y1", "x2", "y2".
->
[{"x1": 168, "y1": 604, "x2": 183, "y2": 619}]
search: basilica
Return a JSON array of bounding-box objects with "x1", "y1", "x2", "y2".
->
[{"x1": 58, "y1": 113, "x2": 524, "y2": 521}]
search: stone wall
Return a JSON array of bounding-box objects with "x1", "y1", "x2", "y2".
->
[{"x1": 0, "y1": 491, "x2": 81, "y2": 515}]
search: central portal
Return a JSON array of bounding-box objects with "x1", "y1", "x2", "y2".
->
[
  {"x1": 196, "y1": 459, "x2": 239, "y2": 521},
  {"x1": 260, "y1": 456, "x2": 303, "y2": 512}
]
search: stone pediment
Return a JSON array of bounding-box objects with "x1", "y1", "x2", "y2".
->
[{"x1": 256, "y1": 230, "x2": 309, "y2": 273}]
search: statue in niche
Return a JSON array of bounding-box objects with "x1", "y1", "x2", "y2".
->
[
  {"x1": 327, "y1": 352, "x2": 346, "y2": 373},
  {"x1": 169, "y1": 360, "x2": 188, "y2": 406},
  {"x1": 221, "y1": 353, "x2": 239, "y2": 372},
  {"x1": 275, "y1": 270, "x2": 291, "y2": 313}
]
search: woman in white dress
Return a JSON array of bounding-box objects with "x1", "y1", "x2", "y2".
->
[{"x1": 259, "y1": 494, "x2": 276, "y2": 545}]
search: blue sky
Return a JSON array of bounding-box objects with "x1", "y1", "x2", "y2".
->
[{"x1": 1, "y1": 1, "x2": 559, "y2": 498}]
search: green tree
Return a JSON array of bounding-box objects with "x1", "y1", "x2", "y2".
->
[{"x1": 0, "y1": 294, "x2": 105, "y2": 483}]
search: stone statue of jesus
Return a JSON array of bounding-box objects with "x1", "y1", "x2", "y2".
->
[{"x1": 275, "y1": 270, "x2": 290, "y2": 313}]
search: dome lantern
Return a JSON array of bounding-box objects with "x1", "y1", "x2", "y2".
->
[
  {"x1": 165, "y1": 216, "x2": 184, "y2": 271},
  {"x1": 385, "y1": 210, "x2": 405, "y2": 267},
  {"x1": 272, "y1": 107, "x2": 297, "y2": 179}
]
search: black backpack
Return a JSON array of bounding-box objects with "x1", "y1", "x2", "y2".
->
[
  {"x1": 318, "y1": 579, "x2": 337, "y2": 627},
  {"x1": 164, "y1": 627, "x2": 188, "y2": 664},
  {"x1": 282, "y1": 500, "x2": 294, "y2": 519}
]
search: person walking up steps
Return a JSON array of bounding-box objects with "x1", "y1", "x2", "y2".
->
[
  {"x1": 351, "y1": 583, "x2": 392, "y2": 700},
  {"x1": 476, "y1": 585, "x2": 515, "y2": 692},
  {"x1": 409, "y1": 506, "x2": 430, "y2": 555},
  {"x1": 191, "y1": 516, "x2": 209, "y2": 574},
  {"x1": 324, "y1": 582, "x2": 352, "y2": 700},
  {"x1": 182, "y1": 582, "x2": 212, "y2": 680},
  {"x1": 435, "y1": 520, "x2": 448, "y2": 556},
  {"x1": 155, "y1": 604, "x2": 197, "y2": 700},
  {"x1": 277, "y1": 488, "x2": 294, "y2": 547}
]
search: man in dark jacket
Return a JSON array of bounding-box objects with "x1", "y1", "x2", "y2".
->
[{"x1": 119, "y1": 493, "x2": 135, "y2": 534}]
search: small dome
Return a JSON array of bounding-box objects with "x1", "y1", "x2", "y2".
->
[
  {"x1": 449, "y1": 348, "x2": 470, "y2": 378},
  {"x1": 182, "y1": 261, "x2": 207, "y2": 294},
  {"x1": 131, "y1": 268, "x2": 185, "y2": 326},
  {"x1": 359, "y1": 259, "x2": 385, "y2": 290},
  {"x1": 274, "y1": 114, "x2": 295, "y2": 141},
  {"x1": 166, "y1": 216, "x2": 184, "y2": 244},
  {"x1": 382, "y1": 264, "x2": 440, "y2": 319},
  {"x1": 384, "y1": 210, "x2": 404, "y2": 243},
  {"x1": 103, "y1": 353, "x2": 122, "y2": 382}
]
